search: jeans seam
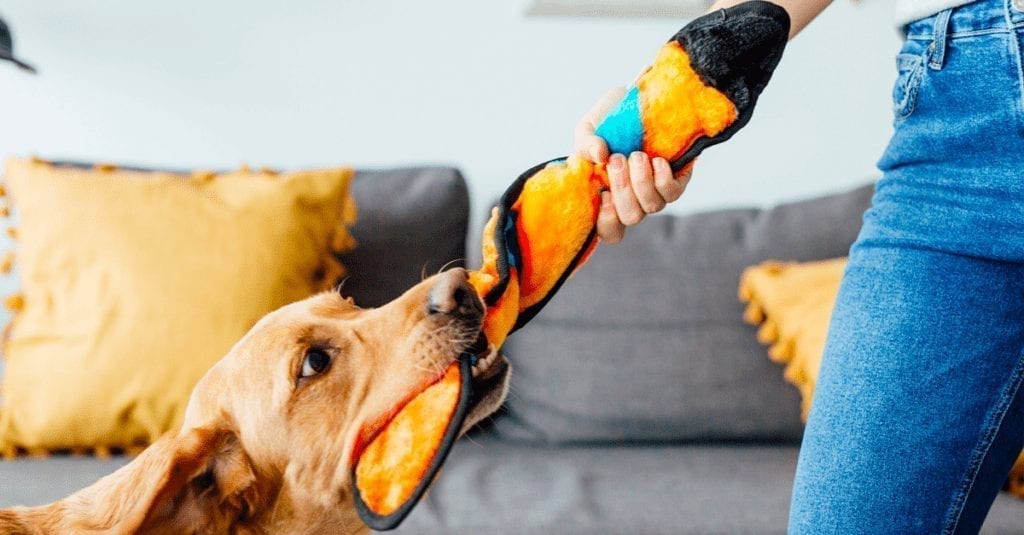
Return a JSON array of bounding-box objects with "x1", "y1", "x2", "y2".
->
[
  {"x1": 894, "y1": 52, "x2": 927, "y2": 121},
  {"x1": 941, "y1": 346, "x2": 1024, "y2": 535},
  {"x1": 1006, "y1": 0, "x2": 1024, "y2": 132},
  {"x1": 930, "y1": 10, "x2": 953, "y2": 70},
  {"x1": 906, "y1": 21, "x2": 1024, "y2": 40}
]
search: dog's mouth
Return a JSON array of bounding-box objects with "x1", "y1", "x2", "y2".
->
[
  {"x1": 351, "y1": 330, "x2": 508, "y2": 454},
  {"x1": 463, "y1": 334, "x2": 511, "y2": 432},
  {"x1": 350, "y1": 329, "x2": 510, "y2": 530}
]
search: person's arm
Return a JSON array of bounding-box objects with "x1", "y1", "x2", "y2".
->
[
  {"x1": 578, "y1": 0, "x2": 831, "y2": 244},
  {"x1": 709, "y1": 0, "x2": 831, "y2": 39}
]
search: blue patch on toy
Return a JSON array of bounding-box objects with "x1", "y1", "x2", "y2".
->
[
  {"x1": 594, "y1": 86, "x2": 643, "y2": 156},
  {"x1": 503, "y1": 214, "x2": 519, "y2": 270}
]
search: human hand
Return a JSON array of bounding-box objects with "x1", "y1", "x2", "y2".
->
[{"x1": 574, "y1": 87, "x2": 693, "y2": 244}]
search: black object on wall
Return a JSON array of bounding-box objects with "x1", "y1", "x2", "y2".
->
[{"x1": 0, "y1": 15, "x2": 36, "y2": 74}]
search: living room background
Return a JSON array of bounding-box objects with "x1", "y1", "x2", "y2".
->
[{"x1": 0, "y1": 0, "x2": 897, "y2": 222}]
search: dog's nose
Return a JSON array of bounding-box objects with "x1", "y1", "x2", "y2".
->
[{"x1": 428, "y1": 268, "x2": 483, "y2": 318}]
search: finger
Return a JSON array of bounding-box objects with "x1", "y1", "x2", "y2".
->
[
  {"x1": 596, "y1": 191, "x2": 626, "y2": 244},
  {"x1": 629, "y1": 152, "x2": 665, "y2": 214},
  {"x1": 574, "y1": 87, "x2": 627, "y2": 162},
  {"x1": 652, "y1": 157, "x2": 685, "y2": 203},
  {"x1": 675, "y1": 160, "x2": 694, "y2": 196},
  {"x1": 608, "y1": 154, "x2": 644, "y2": 226},
  {"x1": 675, "y1": 159, "x2": 696, "y2": 180},
  {"x1": 584, "y1": 86, "x2": 627, "y2": 126},
  {"x1": 676, "y1": 165, "x2": 693, "y2": 195},
  {"x1": 576, "y1": 134, "x2": 610, "y2": 164},
  {"x1": 631, "y1": 65, "x2": 652, "y2": 86}
]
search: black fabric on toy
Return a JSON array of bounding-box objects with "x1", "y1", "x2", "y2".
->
[{"x1": 352, "y1": 2, "x2": 791, "y2": 530}]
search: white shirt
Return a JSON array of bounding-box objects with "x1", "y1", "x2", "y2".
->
[{"x1": 894, "y1": 0, "x2": 975, "y2": 27}]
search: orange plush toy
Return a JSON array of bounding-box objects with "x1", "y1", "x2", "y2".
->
[{"x1": 352, "y1": 2, "x2": 791, "y2": 529}]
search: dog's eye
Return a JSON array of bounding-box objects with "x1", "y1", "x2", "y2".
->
[{"x1": 300, "y1": 349, "x2": 331, "y2": 378}]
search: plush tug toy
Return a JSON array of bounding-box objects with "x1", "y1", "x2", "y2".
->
[{"x1": 351, "y1": 2, "x2": 791, "y2": 529}]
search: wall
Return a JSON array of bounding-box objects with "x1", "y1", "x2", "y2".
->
[{"x1": 0, "y1": 0, "x2": 900, "y2": 221}]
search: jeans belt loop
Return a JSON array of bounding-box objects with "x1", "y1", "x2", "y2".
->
[{"x1": 929, "y1": 8, "x2": 953, "y2": 71}]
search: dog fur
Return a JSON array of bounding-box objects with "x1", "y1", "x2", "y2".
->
[{"x1": 0, "y1": 268, "x2": 509, "y2": 534}]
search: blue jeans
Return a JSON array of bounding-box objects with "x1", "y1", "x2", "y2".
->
[{"x1": 788, "y1": 1, "x2": 1024, "y2": 532}]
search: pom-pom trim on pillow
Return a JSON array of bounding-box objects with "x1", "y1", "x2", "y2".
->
[
  {"x1": 739, "y1": 257, "x2": 1024, "y2": 501},
  {"x1": 0, "y1": 157, "x2": 357, "y2": 460}
]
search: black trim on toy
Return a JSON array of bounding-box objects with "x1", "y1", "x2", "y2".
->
[
  {"x1": 351, "y1": 3, "x2": 792, "y2": 528},
  {"x1": 484, "y1": 156, "x2": 565, "y2": 308},
  {"x1": 482, "y1": 156, "x2": 600, "y2": 333},
  {"x1": 668, "y1": 1, "x2": 790, "y2": 172},
  {"x1": 511, "y1": 227, "x2": 597, "y2": 333},
  {"x1": 352, "y1": 355, "x2": 475, "y2": 531}
]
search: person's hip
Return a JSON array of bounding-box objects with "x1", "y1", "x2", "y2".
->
[{"x1": 864, "y1": 0, "x2": 1024, "y2": 262}]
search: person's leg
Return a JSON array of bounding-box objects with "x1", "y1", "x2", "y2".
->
[
  {"x1": 788, "y1": 244, "x2": 1024, "y2": 532},
  {"x1": 790, "y1": 0, "x2": 1024, "y2": 531}
]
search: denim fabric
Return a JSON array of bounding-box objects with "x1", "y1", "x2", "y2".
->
[{"x1": 789, "y1": 0, "x2": 1024, "y2": 532}]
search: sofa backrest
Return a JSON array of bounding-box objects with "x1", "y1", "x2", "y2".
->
[
  {"x1": 0, "y1": 164, "x2": 470, "y2": 381},
  {"x1": 339, "y1": 167, "x2": 469, "y2": 307},
  {"x1": 487, "y1": 183, "x2": 875, "y2": 445}
]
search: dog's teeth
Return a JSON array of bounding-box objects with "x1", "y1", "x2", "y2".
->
[{"x1": 471, "y1": 347, "x2": 499, "y2": 378}]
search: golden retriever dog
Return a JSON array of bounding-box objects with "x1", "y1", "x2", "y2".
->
[{"x1": 0, "y1": 268, "x2": 510, "y2": 534}]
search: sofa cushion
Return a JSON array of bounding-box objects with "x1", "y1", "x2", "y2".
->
[
  {"x1": 0, "y1": 456, "x2": 131, "y2": 507},
  {"x1": 4, "y1": 440, "x2": 1023, "y2": 532},
  {"x1": 739, "y1": 258, "x2": 847, "y2": 420},
  {"x1": 0, "y1": 158, "x2": 355, "y2": 454},
  {"x1": 491, "y1": 183, "x2": 875, "y2": 444},
  {"x1": 393, "y1": 437, "x2": 1024, "y2": 534},
  {"x1": 740, "y1": 256, "x2": 1024, "y2": 501},
  {"x1": 338, "y1": 167, "x2": 469, "y2": 307},
  {"x1": 0, "y1": 165, "x2": 469, "y2": 381}
]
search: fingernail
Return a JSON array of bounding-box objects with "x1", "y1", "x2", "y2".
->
[
  {"x1": 609, "y1": 154, "x2": 624, "y2": 171},
  {"x1": 629, "y1": 151, "x2": 646, "y2": 164}
]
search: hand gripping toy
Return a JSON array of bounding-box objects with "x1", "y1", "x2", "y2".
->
[{"x1": 351, "y1": 2, "x2": 790, "y2": 529}]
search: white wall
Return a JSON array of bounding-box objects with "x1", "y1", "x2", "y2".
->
[{"x1": 0, "y1": 0, "x2": 900, "y2": 222}]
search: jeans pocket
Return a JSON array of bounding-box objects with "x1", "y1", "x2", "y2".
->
[{"x1": 893, "y1": 50, "x2": 927, "y2": 120}]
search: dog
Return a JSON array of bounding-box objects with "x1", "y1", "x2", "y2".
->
[{"x1": 0, "y1": 268, "x2": 510, "y2": 534}]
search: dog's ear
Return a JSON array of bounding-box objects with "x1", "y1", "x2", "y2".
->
[
  {"x1": 82, "y1": 426, "x2": 259, "y2": 533},
  {"x1": 0, "y1": 510, "x2": 33, "y2": 533},
  {"x1": 141, "y1": 425, "x2": 259, "y2": 531},
  {"x1": 205, "y1": 428, "x2": 260, "y2": 516}
]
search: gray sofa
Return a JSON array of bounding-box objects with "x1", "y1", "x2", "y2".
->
[{"x1": 1, "y1": 167, "x2": 1022, "y2": 533}]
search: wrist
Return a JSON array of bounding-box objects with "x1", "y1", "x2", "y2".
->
[{"x1": 706, "y1": 0, "x2": 831, "y2": 39}]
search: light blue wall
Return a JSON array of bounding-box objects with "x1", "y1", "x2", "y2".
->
[
  {"x1": 0, "y1": 1, "x2": 903, "y2": 359},
  {"x1": 0, "y1": 0, "x2": 902, "y2": 377},
  {"x1": 0, "y1": 0, "x2": 900, "y2": 213},
  {"x1": 0, "y1": 1, "x2": 901, "y2": 338}
]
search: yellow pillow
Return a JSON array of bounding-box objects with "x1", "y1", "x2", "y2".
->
[
  {"x1": 738, "y1": 258, "x2": 846, "y2": 421},
  {"x1": 738, "y1": 257, "x2": 1024, "y2": 500},
  {"x1": 0, "y1": 158, "x2": 356, "y2": 456}
]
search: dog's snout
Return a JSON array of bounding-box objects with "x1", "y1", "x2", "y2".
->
[{"x1": 428, "y1": 269, "x2": 482, "y2": 318}]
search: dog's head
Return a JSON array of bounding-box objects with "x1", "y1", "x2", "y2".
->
[{"x1": 116, "y1": 268, "x2": 508, "y2": 533}]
